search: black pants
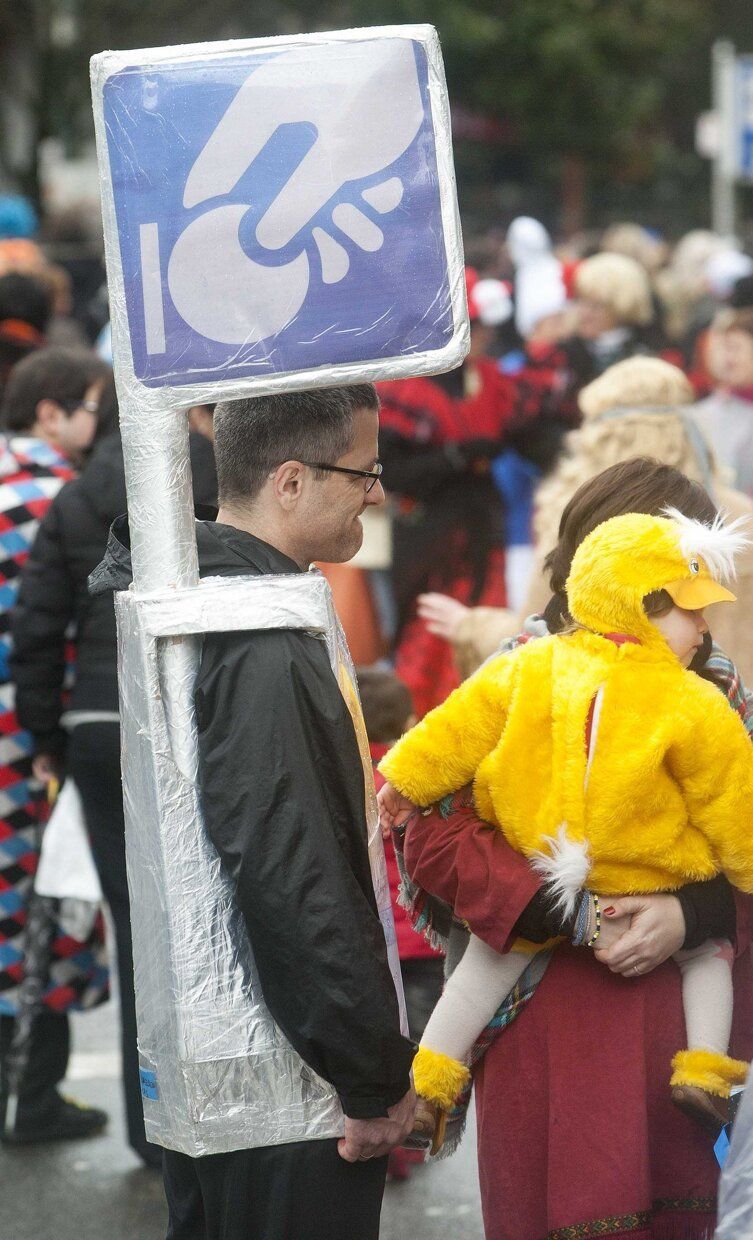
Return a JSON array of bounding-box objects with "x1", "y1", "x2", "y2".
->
[
  {"x1": 67, "y1": 721, "x2": 160, "y2": 1165},
  {"x1": 0, "y1": 1009, "x2": 69, "y2": 1121},
  {"x1": 163, "y1": 1139, "x2": 387, "y2": 1240}
]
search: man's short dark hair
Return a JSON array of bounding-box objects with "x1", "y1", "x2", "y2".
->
[
  {"x1": 1, "y1": 346, "x2": 111, "y2": 432},
  {"x1": 213, "y1": 385, "x2": 379, "y2": 505}
]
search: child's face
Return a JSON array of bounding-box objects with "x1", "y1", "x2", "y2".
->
[
  {"x1": 711, "y1": 328, "x2": 753, "y2": 389},
  {"x1": 649, "y1": 604, "x2": 709, "y2": 666}
]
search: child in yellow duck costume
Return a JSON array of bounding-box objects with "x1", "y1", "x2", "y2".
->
[{"x1": 380, "y1": 508, "x2": 753, "y2": 1141}]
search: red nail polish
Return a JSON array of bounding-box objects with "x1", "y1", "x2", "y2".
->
[{"x1": 604, "y1": 906, "x2": 615, "y2": 916}]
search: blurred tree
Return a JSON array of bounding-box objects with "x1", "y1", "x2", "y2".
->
[
  {"x1": 329, "y1": 0, "x2": 711, "y2": 230},
  {"x1": 20, "y1": 0, "x2": 750, "y2": 233}
]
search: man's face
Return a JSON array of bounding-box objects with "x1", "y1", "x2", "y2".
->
[{"x1": 298, "y1": 405, "x2": 384, "y2": 564}]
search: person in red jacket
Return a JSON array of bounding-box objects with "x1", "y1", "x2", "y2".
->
[{"x1": 377, "y1": 272, "x2": 514, "y2": 717}]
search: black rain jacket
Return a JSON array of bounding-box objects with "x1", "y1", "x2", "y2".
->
[
  {"x1": 89, "y1": 516, "x2": 415, "y2": 1119},
  {"x1": 11, "y1": 430, "x2": 217, "y2": 758}
]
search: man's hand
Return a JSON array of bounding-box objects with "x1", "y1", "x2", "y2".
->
[
  {"x1": 593, "y1": 894, "x2": 685, "y2": 976},
  {"x1": 337, "y1": 1085, "x2": 417, "y2": 1162},
  {"x1": 377, "y1": 781, "x2": 418, "y2": 838}
]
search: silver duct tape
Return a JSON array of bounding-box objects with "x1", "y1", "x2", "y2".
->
[
  {"x1": 117, "y1": 571, "x2": 406, "y2": 1156},
  {"x1": 90, "y1": 24, "x2": 468, "y2": 414}
]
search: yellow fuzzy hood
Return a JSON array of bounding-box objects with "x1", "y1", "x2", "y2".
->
[{"x1": 566, "y1": 510, "x2": 747, "y2": 649}]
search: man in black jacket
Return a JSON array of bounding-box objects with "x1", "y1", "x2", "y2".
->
[{"x1": 122, "y1": 384, "x2": 415, "y2": 1239}]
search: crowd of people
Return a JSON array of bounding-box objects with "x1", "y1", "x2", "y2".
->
[{"x1": 1, "y1": 192, "x2": 753, "y2": 1237}]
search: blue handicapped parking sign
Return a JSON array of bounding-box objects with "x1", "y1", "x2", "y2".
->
[{"x1": 96, "y1": 31, "x2": 464, "y2": 393}]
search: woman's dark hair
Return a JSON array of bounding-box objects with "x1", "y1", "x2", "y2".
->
[{"x1": 543, "y1": 458, "x2": 717, "y2": 631}]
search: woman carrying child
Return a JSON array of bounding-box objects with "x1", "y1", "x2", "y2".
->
[{"x1": 381, "y1": 458, "x2": 753, "y2": 1240}]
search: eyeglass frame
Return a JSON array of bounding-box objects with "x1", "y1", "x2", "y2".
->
[
  {"x1": 57, "y1": 397, "x2": 100, "y2": 416},
  {"x1": 298, "y1": 460, "x2": 384, "y2": 494}
]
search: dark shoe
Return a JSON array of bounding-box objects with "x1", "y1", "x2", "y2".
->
[
  {"x1": 671, "y1": 1084, "x2": 729, "y2": 1133},
  {"x1": 2, "y1": 1094, "x2": 108, "y2": 1145}
]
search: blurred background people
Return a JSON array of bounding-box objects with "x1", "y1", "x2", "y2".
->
[
  {"x1": 0, "y1": 271, "x2": 53, "y2": 393},
  {"x1": 0, "y1": 345, "x2": 110, "y2": 1146},
  {"x1": 417, "y1": 356, "x2": 753, "y2": 687},
  {"x1": 11, "y1": 379, "x2": 216, "y2": 1167},
  {"x1": 377, "y1": 268, "x2": 515, "y2": 716},
  {"x1": 692, "y1": 308, "x2": 753, "y2": 496}
]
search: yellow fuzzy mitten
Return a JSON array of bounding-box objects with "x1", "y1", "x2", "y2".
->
[
  {"x1": 413, "y1": 1045, "x2": 471, "y2": 1112},
  {"x1": 670, "y1": 1048, "x2": 749, "y2": 1099}
]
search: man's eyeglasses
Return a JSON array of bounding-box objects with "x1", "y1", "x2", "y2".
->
[{"x1": 300, "y1": 461, "x2": 383, "y2": 494}]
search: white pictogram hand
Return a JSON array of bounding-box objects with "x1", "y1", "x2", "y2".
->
[{"x1": 165, "y1": 40, "x2": 423, "y2": 346}]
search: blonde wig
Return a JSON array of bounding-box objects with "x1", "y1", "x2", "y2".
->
[
  {"x1": 574, "y1": 252, "x2": 653, "y2": 326},
  {"x1": 578, "y1": 356, "x2": 694, "y2": 421}
]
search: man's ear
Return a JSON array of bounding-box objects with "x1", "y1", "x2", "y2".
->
[
  {"x1": 34, "y1": 399, "x2": 64, "y2": 438},
  {"x1": 272, "y1": 460, "x2": 306, "y2": 510}
]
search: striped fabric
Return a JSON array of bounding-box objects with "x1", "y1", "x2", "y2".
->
[{"x1": 0, "y1": 437, "x2": 108, "y2": 1017}]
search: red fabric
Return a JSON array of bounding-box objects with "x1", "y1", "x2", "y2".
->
[
  {"x1": 371, "y1": 743, "x2": 440, "y2": 961},
  {"x1": 403, "y1": 804, "x2": 750, "y2": 1239},
  {"x1": 395, "y1": 545, "x2": 507, "y2": 718},
  {"x1": 379, "y1": 365, "x2": 511, "y2": 717},
  {"x1": 378, "y1": 361, "x2": 515, "y2": 444}
]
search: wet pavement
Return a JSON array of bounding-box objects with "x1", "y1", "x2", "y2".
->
[{"x1": 1, "y1": 999, "x2": 484, "y2": 1240}]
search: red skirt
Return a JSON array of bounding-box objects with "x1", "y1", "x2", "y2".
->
[{"x1": 474, "y1": 941, "x2": 751, "y2": 1239}]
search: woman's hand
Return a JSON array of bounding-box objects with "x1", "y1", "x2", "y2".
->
[
  {"x1": 417, "y1": 593, "x2": 471, "y2": 641},
  {"x1": 593, "y1": 894, "x2": 686, "y2": 977},
  {"x1": 377, "y1": 781, "x2": 419, "y2": 838}
]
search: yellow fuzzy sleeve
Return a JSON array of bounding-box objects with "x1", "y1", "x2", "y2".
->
[
  {"x1": 378, "y1": 652, "x2": 517, "y2": 806},
  {"x1": 667, "y1": 678, "x2": 753, "y2": 893}
]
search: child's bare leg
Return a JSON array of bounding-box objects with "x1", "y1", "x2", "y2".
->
[
  {"x1": 671, "y1": 938, "x2": 747, "y2": 1130},
  {"x1": 674, "y1": 938, "x2": 734, "y2": 1054},
  {"x1": 415, "y1": 934, "x2": 532, "y2": 1105},
  {"x1": 422, "y1": 932, "x2": 531, "y2": 1060}
]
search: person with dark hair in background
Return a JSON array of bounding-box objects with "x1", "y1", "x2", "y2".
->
[
  {"x1": 11, "y1": 378, "x2": 217, "y2": 1168},
  {"x1": 89, "y1": 383, "x2": 415, "y2": 1239},
  {"x1": 0, "y1": 345, "x2": 110, "y2": 1145},
  {"x1": 0, "y1": 272, "x2": 53, "y2": 393}
]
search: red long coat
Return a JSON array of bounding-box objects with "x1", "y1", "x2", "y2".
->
[{"x1": 404, "y1": 804, "x2": 751, "y2": 1239}]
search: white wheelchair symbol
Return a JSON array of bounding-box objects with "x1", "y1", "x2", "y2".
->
[{"x1": 139, "y1": 40, "x2": 424, "y2": 352}]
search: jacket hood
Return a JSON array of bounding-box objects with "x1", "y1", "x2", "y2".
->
[
  {"x1": 88, "y1": 512, "x2": 302, "y2": 598},
  {"x1": 566, "y1": 510, "x2": 749, "y2": 651},
  {"x1": 78, "y1": 431, "x2": 218, "y2": 526}
]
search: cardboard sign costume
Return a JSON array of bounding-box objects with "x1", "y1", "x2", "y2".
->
[{"x1": 90, "y1": 24, "x2": 465, "y2": 1158}]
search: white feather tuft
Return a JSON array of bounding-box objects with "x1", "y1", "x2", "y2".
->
[
  {"x1": 662, "y1": 506, "x2": 751, "y2": 583},
  {"x1": 530, "y1": 825, "x2": 591, "y2": 921}
]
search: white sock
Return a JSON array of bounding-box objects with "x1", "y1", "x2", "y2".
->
[{"x1": 421, "y1": 933, "x2": 531, "y2": 1063}]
